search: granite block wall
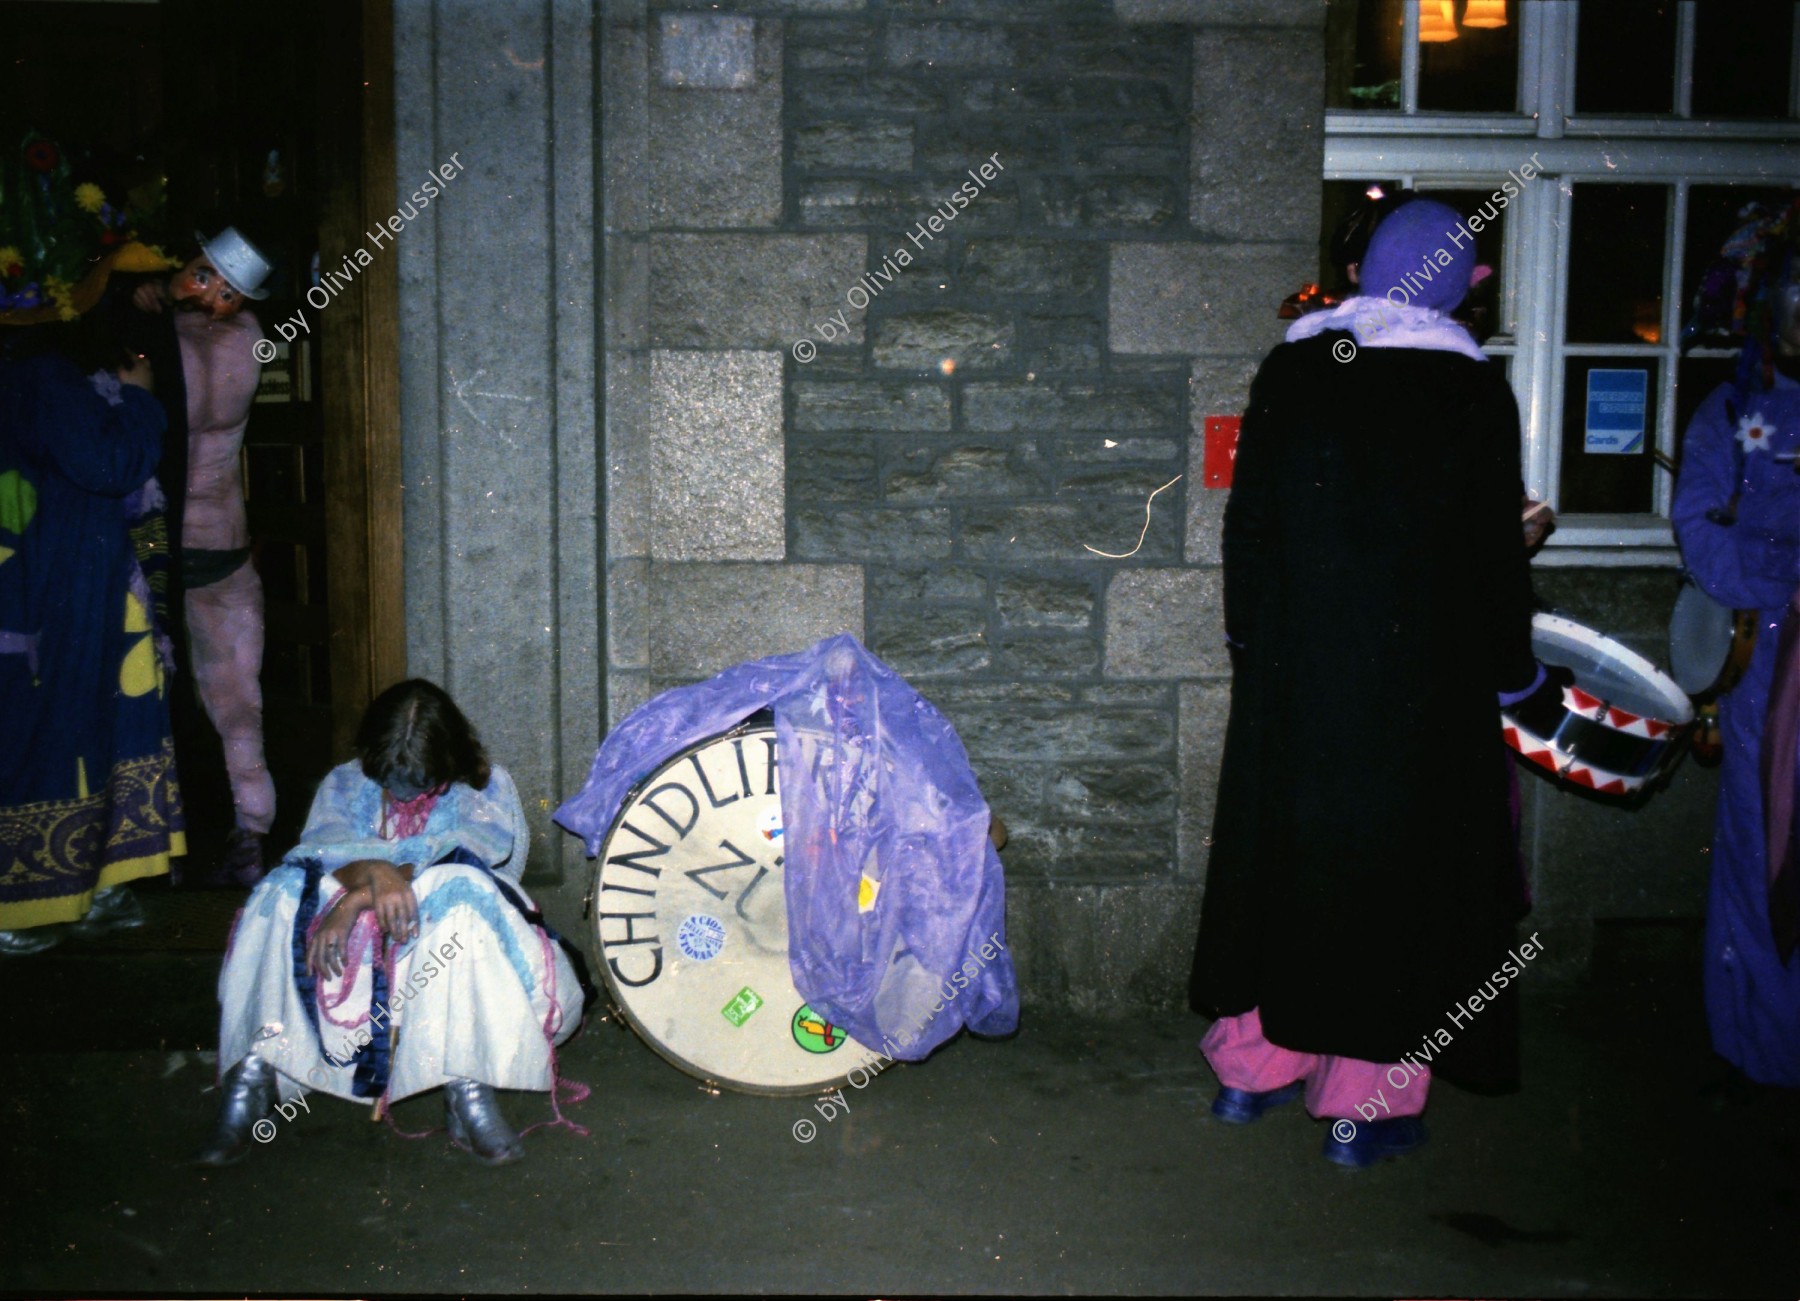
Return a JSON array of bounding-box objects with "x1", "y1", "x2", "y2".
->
[
  {"x1": 591, "y1": 0, "x2": 1325, "y2": 1009},
  {"x1": 393, "y1": 0, "x2": 1715, "y2": 1010}
]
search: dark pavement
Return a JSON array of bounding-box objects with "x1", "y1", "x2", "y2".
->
[{"x1": 1, "y1": 892, "x2": 1795, "y2": 1297}]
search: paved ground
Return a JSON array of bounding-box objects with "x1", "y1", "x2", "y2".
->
[{"x1": 1, "y1": 894, "x2": 1795, "y2": 1297}]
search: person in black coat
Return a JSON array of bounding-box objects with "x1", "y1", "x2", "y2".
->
[{"x1": 1188, "y1": 198, "x2": 1561, "y2": 1168}]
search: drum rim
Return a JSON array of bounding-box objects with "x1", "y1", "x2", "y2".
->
[
  {"x1": 592, "y1": 720, "x2": 884, "y2": 1098},
  {"x1": 1530, "y1": 612, "x2": 1694, "y2": 727}
]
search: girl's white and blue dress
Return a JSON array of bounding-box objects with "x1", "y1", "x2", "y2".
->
[{"x1": 217, "y1": 761, "x2": 581, "y2": 1104}]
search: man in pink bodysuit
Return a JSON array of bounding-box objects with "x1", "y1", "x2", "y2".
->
[{"x1": 134, "y1": 229, "x2": 274, "y2": 884}]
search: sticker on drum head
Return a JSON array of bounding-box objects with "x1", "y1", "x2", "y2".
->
[
  {"x1": 758, "y1": 807, "x2": 783, "y2": 842},
  {"x1": 676, "y1": 913, "x2": 726, "y2": 962},
  {"x1": 721, "y1": 986, "x2": 764, "y2": 1027},
  {"x1": 791, "y1": 1003, "x2": 849, "y2": 1054}
]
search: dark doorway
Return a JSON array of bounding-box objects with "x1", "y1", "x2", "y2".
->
[{"x1": 2, "y1": 0, "x2": 402, "y2": 870}]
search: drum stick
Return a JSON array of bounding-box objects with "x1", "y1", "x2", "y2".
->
[{"x1": 1521, "y1": 500, "x2": 1552, "y2": 524}]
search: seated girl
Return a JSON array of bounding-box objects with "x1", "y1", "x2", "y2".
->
[{"x1": 198, "y1": 679, "x2": 584, "y2": 1165}]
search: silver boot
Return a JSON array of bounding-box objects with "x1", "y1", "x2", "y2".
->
[
  {"x1": 444, "y1": 1078, "x2": 525, "y2": 1164},
  {"x1": 195, "y1": 1053, "x2": 278, "y2": 1166}
]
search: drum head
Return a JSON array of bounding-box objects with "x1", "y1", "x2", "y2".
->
[
  {"x1": 593, "y1": 723, "x2": 882, "y2": 1096},
  {"x1": 1531, "y1": 614, "x2": 1693, "y2": 727},
  {"x1": 1668, "y1": 579, "x2": 1734, "y2": 696}
]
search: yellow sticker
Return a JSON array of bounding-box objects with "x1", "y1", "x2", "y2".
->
[{"x1": 857, "y1": 874, "x2": 881, "y2": 913}]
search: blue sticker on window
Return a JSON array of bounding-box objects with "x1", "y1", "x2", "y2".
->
[{"x1": 1585, "y1": 369, "x2": 1648, "y2": 455}]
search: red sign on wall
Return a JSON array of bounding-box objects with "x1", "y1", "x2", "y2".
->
[{"x1": 1202, "y1": 416, "x2": 1241, "y2": 489}]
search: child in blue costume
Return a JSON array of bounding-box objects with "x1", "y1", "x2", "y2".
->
[{"x1": 1673, "y1": 197, "x2": 1800, "y2": 1088}]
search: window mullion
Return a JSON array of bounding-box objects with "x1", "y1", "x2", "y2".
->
[
  {"x1": 1534, "y1": 0, "x2": 1574, "y2": 138},
  {"x1": 1402, "y1": 1, "x2": 1421, "y2": 115},
  {"x1": 1547, "y1": 180, "x2": 1574, "y2": 509},
  {"x1": 1675, "y1": 1, "x2": 1696, "y2": 118},
  {"x1": 1520, "y1": 0, "x2": 1546, "y2": 121},
  {"x1": 1791, "y1": 1, "x2": 1800, "y2": 118},
  {"x1": 1520, "y1": 178, "x2": 1567, "y2": 505},
  {"x1": 1657, "y1": 183, "x2": 1687, "y2": 517},
  {"x1": 1502, "y1": 168, "x2": 1526, "y2": 338}
]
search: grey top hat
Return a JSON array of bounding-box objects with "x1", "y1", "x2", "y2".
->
[{"x1": 195, "y1": 227, "x2": 273, "y2": 301}]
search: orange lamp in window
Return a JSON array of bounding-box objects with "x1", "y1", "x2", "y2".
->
[
  {"x1": 1418, "y1": 0, "x2": 1459, "y2": 42},
  {"x1": 1462, "y1": 0, "x2": 1508, "y2": 29}
]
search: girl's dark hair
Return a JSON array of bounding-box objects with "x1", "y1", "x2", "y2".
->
[{"x1": 356, "y1": 678, "x2": 491, "y2": 792}]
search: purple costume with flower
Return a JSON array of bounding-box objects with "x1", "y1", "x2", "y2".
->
[{"x1": 1673, "y1": 371, "x2": 1800, "y2": 1086}]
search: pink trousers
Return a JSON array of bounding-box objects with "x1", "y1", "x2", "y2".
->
[
  {"x1": 1201, "y1": 1008, "x2": 1429, "y2": 1120},
  {"x1": 186, "y1": 561, "x2": 274, "y2": 835}
]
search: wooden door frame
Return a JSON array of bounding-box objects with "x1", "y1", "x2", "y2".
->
[{"x1": 317, "y1": 0, "x2": 404, "y2": 757}]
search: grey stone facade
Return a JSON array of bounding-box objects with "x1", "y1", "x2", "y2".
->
[{"x1": 392, "y1": 0, "x2": 1720, "y2": 1012}]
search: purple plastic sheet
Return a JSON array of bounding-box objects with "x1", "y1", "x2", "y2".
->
[{"x1": 555, "y1": 634, "x2": 1019, "y2": 1060}]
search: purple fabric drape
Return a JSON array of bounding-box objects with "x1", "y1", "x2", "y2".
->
[
  {"x1": 555, "y1": 634, "x2": 1019, "y2": 1059},
  {"x1": 1763, "y1": 586, "x2": 1800, "y2": 962}
]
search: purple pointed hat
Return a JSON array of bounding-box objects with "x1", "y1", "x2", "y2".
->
[{"x1": 1359, "y1": 198, "x2": 1475, "y2": 314}]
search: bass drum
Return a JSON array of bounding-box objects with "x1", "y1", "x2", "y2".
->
[{"x1": 591, "y1": 718, "x2": 882, "y2": 1095}]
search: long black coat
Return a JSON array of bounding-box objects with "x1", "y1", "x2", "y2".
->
[{"x1": 1189, "y1": 331, "x2": 1538, "y2": 1090}]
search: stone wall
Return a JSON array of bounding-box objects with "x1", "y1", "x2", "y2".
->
[
  {"x1": 392, "y1": 0, "x2": 1718, "y2": 1012},
  {"x1": 592, "y1": 0, "x2": 1325, "y2": 1014}
]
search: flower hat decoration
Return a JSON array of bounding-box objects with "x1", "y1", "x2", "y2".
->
[{"x1": 0, "y1": 130, "x2": 175, "y2": 325}]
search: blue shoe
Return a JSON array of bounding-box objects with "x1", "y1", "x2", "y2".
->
[
  {"x1": 1210, "y1": 1081, "x2": 1304, "y2": 1124},
  {"x1": 1322, "y1": 1115, "x2": 1428, "y2": 1168}
]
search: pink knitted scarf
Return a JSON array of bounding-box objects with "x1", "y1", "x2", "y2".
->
[{"x1": 381, "y1": 784, "x2": 447, "y2": 840}]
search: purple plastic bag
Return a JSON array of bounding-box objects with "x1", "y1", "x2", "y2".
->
[{"x1": 554, "y1": 634, "x2": 1020, "y2": 1060}]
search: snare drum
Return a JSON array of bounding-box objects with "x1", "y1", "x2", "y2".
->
[
  {"x1": 1501, "y1": 613, "x2": 1695, "y2": 796},
  {"x1": 592, "y1": 719, "x2": 883, "y2": 1095}
]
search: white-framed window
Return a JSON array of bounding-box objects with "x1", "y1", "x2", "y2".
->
[{"x1": 1323, "y1": 0, "x2": 1800, "y2": 566}]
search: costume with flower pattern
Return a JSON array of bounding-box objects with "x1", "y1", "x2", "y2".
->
[
  {"x1": 0, "y1": 350, "x2": 185, "y2": 927},
  {"x1": 1674, "y1": 194, "x2": 1800, "y2": 1085},
  {"x1": 1673, "y1": 371, "x2": 1800, "y2": 1086}
]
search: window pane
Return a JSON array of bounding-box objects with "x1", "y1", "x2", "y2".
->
[
  {"x1": 1419, "y1": 184, "x2": 1510, "y2": 339},
  {"x1": 1682, "y1": 185, "x2": 1798, "y2": 348},
  {"x1": 1418, "y1": 0, "x2": 1520, "y2": 113},
  {"x1": 1568, "y1": 184, "x2": 1668, "y2": 345},
  {"x1": 1560, "y1": 357, "x2": 1660, "y2": 513},
  {"x1": 1326, "y1": 0, "x2": 1403, "y2": 110},
  {"x1": 1692, "y1": 3, "x2": 1794, "y2": 120},
  {"x1": 1575, "y1": 0, "x2": 1676, "y2": 114},
  {"x1": 1318, "y1": 179, "x2": 1404, "y2": 296}
]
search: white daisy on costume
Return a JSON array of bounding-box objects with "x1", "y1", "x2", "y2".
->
[{"x1": 1735, "y1": 411, "x2": 1777, "y2": 454}]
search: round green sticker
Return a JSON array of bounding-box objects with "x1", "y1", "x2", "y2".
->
[{"x1": 791, "y1": 1003, "x2": 849, "y2": 1054}]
